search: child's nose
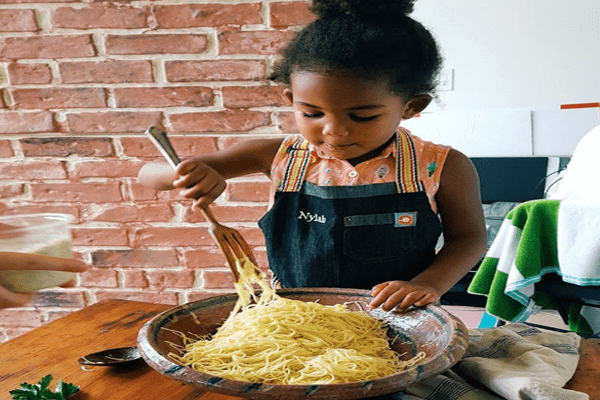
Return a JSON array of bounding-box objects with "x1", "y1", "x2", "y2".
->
[{"x1": 322, "y1": 119, "x2": 349, "y2": 137}]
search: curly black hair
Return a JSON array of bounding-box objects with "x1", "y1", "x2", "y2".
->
[{"x1": 270, "y1": 0, "x2": 443, "y2": 100}]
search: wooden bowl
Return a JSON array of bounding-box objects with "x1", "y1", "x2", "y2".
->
[{"x1": 137, "y1": 288, "x2": 468, "y2": 400}]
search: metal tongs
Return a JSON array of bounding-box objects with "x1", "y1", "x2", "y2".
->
[{"x1": 144, "y1": 126, "x2": 259, "y2": 282}]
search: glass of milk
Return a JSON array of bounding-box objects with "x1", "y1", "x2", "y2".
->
[{"x1": 0, "y1": 213, "x2": 77, "y2": 292}]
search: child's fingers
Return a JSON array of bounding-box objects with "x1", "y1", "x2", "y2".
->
[
  {"x1": 0, "y1": 252, "x2": 88, "y2": 272},
  {"x1": 370, "y1": 282, "x2": 387, "y2": 297},
  {"x1": 174, "y1": 159, "x2": 197, "y2": 175},
  {"x1": 396, "y1": 291, "x2": 429, "y2": 311}
]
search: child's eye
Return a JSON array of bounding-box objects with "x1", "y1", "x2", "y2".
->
[
  {"x1": 302, "y1": 112, "x2": 323, "y2": 118},
  {"x1": 350, "y1": 114, "x2": 379, "y2": 122}
]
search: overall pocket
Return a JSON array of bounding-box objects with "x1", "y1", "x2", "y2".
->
[{"x1": 343, "y1": 212, "x2": 418, "y2": 263}]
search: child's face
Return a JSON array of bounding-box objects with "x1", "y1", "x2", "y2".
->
[{"x1": 285, "y1": 71, "x2": 422, "y2": 163}]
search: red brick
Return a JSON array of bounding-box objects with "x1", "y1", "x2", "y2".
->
[
  {"x1": 90, "y1": 204, "x2": 175, "y2": 223},
  {"x1": 219, "y1": 30, "x2": 295, "y2": 55},
  {"x1": 30, "y1": 182, "x2": 123, "y2": 203},
  {"x1": 32, "y1": 290, "x2": 86, "y2": 308},
  {"x1": 80, "y1": 268, "x2": 119, "y2": 288},
  {"x1": 65, "y1": 111, "x2": 161, "y2": 134},
  {"x1": 145, "y1": 269, "x2": 195, "y2": 290},
  {"x1": 219, "y1": 135, "x2": 283, "y2": 148},
  {"x1": 0, "y1": 111, "x2": 54, "y2": 134},
  {"x1": 0, "y1": 9, "x2": 39, "y2": 32},
  {"x1": 72, "y1": 228, "x2": 129, "y2": 246},
  {"x1": 188, "y1": 291, "x2": 235, "y2": 302},
  {"x1": 45, "y1": 309, "x2": 80, "y2": 323},
  {"x1": 237, "y1": 227, "x2": 266, "y2": 246},
  {"x1": 0, "y1": 140, "x2": 14, "y2": 157},
  {"x1": 59, "y1": 60, "x2": 153, "y2": 84},
  {"x1": 169, "y1": 110, "x2": 270, "y2": 133},
  {"x1": 91, "y1": 249, "x2": 178, "y2": 268},
  {"x1": 132, "y1": 226, "x2": 214, "y2": 247},
  {"x1": 7, "y1": 63, "x2": 52, "y2": 85},
  {"x1": 93, "y1": 290, "x2": 179, "y2": 305},
  {"x1": 20, "y1": 137, "x2": 115, "y2": 157},
  {"x1": 125, "y1": 181, "x2": 160, "y2": 202},
  {"x1": 71, "y1": 160, "x2": 143, "y2": 179},
  {"x1": 0, "y1": 205, "x2": 80, "y2": 220},
  {"x1": 274, "y1": 111, "x2": 297, "y2": 132},
  {"x1": 10, "y1": 88, "x2": 106, "y2": 109},
  {"x1": 226, "y1": 181, "x2": 271, "y2": 202},
  {"x1": 0, "y1": 35, "x2": 95, "y2": 60},
  {"x1": 202, "y1": 270, "x2": 235, "y2": 289},
  {"x1": 165, "y1": 60, "x2": 265, "y2": 82},
  {"x1": 154, "y1": 4, "x2": 261, "y2": 29},
  {"x1": 0, "y1": 309, "x2": 44, "y2": 327},
  {"x1": 182, "y1": 204, "x2": 268, "y2": 223},
  {"x1": 52, "y1": 5, "x2": 148, "y2": 29},
  {"x1": 0, "y1": 160, "x2": 67, "y2": 180},
  {"x1": 270, "y1": 1, "x2": 314, "y2": 28},
  {"x1": 222, "y1": 85, "x2": 287, "y2": 108},
  {"x1": 0, "y1": 184, "x2": 24, "y2": 199},
  {"x1": 106, "y1": 34, "x2": 208, "y2": 55},
  {"x1": 113, "y1": 87, "x2": 214, "y2": 108},
  {"x1": 183, "y1": 248, "x2": 229, "y2": 269},
  {"x1": 122, "y1": 269, "x2": 148, "y2": 288},
  {"x1": 119, "y1": 135, "x2": 219, "y2": 158}
]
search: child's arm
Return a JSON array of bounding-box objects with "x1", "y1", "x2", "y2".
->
[
  {"x1": 370, "y1": 149, "x2": 487, "y2": 311},
  {"x1": 138, "y1": 138, "x2": 284, "y2": 209}
]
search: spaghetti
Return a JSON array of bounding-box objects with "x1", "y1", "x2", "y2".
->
[{"x1": 170, "y1": 258, "x2": 425, "y2": 384}]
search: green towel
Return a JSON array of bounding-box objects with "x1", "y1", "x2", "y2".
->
[{"x1": 468, "y1": 200, "x2": 596, "y2": 336}]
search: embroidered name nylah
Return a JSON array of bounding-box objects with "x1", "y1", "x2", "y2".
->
[{"x1": 298, "y1": 211, "x2": 326, "y2": 223}]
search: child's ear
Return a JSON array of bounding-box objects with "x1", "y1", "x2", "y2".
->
[
  {"x1": 283, "y1": 88, "x2": 294, "y2": 105},
  {"x1": 402, "y1": 95, "x2": 432, "y2": 119}
]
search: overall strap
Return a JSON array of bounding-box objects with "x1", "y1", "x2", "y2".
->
[
  {"x1": 279, "y1": 132, "x2": 425, "y2": 193},
  {"x1": 280, "y1": 137, "x2": 311, "y2": 192},
  {"x1": 396, "y1": 129, "x2": 425, "y2": 193}
]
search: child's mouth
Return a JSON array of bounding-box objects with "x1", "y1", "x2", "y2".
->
[{"x1": 325, "y1": 143, "x2": 353, "y2": 151}]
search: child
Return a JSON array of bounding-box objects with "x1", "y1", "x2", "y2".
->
[{"x1": 138, "y1": 0, "x2": 487, "y2": 312}]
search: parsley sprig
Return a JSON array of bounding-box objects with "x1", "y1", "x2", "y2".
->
[{"x1": 10, "y1": 375, "x2": 79, "y2": 400}]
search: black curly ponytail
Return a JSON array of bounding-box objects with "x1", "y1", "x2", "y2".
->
[{"x1": 270, "y1": 0, "x2": 442, "y2": 100}]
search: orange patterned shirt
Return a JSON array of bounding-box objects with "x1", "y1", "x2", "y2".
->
[{"x1": 269, "y1": 128, "x2": 451, "y2": 214}]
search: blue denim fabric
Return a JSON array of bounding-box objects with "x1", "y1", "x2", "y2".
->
[{"x1": 258, "y1": 182, "x2": 442, "y2": 290}]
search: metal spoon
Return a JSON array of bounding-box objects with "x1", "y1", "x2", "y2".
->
[{"x1": 78, "y1": 346, "x2": 141, "y2": 366}]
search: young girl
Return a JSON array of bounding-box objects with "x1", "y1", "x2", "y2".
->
[{"x1": 138, "y1": 0, "x2": 487, "y2": 312}]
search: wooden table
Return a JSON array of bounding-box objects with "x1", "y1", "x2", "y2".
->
[{"x1": 1, "y1": 299, "x2": 598, "y2": 400}]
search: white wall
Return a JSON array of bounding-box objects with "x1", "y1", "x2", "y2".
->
[{"x1": 402, "y1": 0, "x2": 600, "y2": 156}]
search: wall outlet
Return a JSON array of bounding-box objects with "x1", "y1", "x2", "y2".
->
[{"x1": 438, "y1": 68, "x2": 454, "y2": 91}]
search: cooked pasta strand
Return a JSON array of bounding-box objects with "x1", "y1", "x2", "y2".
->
[{"x1": 170, "y1": 257, "x2": 426, "y2": 384}]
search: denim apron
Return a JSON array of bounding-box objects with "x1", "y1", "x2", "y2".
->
[{"x1": 258, "y1": 131, "x2": 443, "y2": 290}]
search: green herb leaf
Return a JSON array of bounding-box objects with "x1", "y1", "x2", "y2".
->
[
  {"x1": 57, "y1": 381, "x2": 79, "y2": 398},
  {"x1": 9, "y1": 375, "x2": 80, "y2": 400},
  {"x1": 38, "y1": 376, "x2": 53, "y2": 391}
]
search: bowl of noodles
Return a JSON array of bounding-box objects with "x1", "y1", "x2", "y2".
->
[{"x1": 137, "y1": 286, "x2": 469, "y2": 400}]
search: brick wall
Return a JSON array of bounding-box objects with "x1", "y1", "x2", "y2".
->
[{"x1": 0, "y1": 0, "x2": 314, "y2": 342}]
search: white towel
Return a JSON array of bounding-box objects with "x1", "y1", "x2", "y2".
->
[
  {"x1": 557, "y1": 196, "x2": 600, "y2": 285},
  {"x1": 551, "y1": 125, "x2": 600, "y2": 285}
]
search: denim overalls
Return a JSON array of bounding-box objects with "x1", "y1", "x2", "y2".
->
[{"x1": 258, "y1": 131, "x2": 443, "y2": 290}]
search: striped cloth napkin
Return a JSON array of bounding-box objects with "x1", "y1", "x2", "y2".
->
[{"x1": 378, "y1": 323, "x2": 586, "y2": 400}]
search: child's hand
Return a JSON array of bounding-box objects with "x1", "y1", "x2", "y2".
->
[
  {"x1": 369, "y1": 280, "x2": 440, "y2": 312},
  {"x1": 173, "y1": 158, "x2": 227, "y2": 210}
]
